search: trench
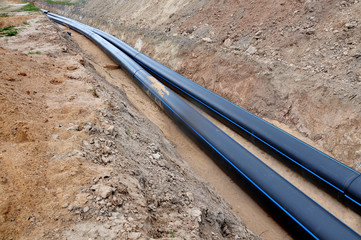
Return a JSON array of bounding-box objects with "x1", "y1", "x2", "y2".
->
[{"x1": 65, "y1": 26, "x2": 361, "y2": 240}]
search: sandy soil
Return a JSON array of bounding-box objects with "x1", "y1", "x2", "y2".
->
[
  {"x1": 0, "y1": 5, "x2": 260, "y2": 240},
  {"x1": 0, "y1": 14, "x2": 106, "y2": 239}
]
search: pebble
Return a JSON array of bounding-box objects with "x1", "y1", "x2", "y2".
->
[
  {"x1": 306, "y1": 28, "x2": 315, "y2": 35},
  {"x1": 98, "y1": 184, "x2": 113, "y2": 198},
  {"x1": 83, "y1": 206, "x2": 90, "y2": 213},
  {"x1": 345, "y1": 22, "x2": 356, "y2": 29},
  {"x1": 152, "y1": 153, "x2": 161, "y2": 160},
  {"x1": 186, "y1": 192, "x2": 194, "y2": 202},
  {"x1": 158, "y1": 161, "x2": 165, "y2": 167},
  {"x1": 223, "y1": 38, "x2": 232, "y2": 47},
  {"x1": 202, "y1": 37, "x2": 213, "y2": 43},
  {"x1": 106, "y1": 125, "x2": 115, "y2": 134},
  {"x1": 128, "y1": 232, "x2": 141, "y2": 239},
  {"x1": 83, "y1": 140, "x2": 90, "y2": 147},
  {"x1": 66, "y1": 124, "x2": 80, "y2": 131},
  {"x1": 83, "y1": 122, "x2": 93, "y2": 132},
  {"x1": 246, "y1": 45, "x2": 257, "y2": 55}
]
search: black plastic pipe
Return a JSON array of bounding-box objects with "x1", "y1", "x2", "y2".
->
[
  {"x1": 72, "y1": 19, "x2": 361, "y2": 207},
  {"x1": 45, "y1": 13, "x2": 361, "y2": 239}
]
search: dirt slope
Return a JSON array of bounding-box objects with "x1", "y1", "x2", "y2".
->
[
  {"x1": 37, "y1": 0, "x2": 361, "y2": 169},
  {"x1": 0, "y1": 6, "x2": 260, "y2": 240}
]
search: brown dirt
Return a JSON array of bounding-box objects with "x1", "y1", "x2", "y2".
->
[
  {"x1": 0, "y1": 13, "x2": 106, "y2": 239},
  {"x1": 0, "y1": 5, "x2": 260, "y2": 240},
  {"x1": 0, "y1": 15, "x2": 34, "y2": 27}
]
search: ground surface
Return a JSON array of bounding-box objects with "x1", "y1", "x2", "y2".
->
[
  {"x1": 2, "y1": 1, "x2": 361, "y2": 239},
  {"x1": 34, "y1": 0, "x2": 361, "y2": 239},
  {"x1": 0, "y1": 3, "x2": 260, "y2": 240}
]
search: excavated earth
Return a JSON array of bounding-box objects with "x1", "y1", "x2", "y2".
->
[
  {"x1": 0, "y1": 2, "x2": 260, "y2": 240},
  {"x1": 1, "y1": 0, "x2": 361, "y2": 239}
]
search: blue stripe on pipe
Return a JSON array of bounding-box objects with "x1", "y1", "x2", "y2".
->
[{"x1": 346, "y1": 195, "x2": 361, "y2": 208}]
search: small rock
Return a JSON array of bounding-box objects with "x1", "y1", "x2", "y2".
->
[
  {"x1": 66, "y1": 124, "x2": 80, "y2": 131},
  {"x1": 52, "y1": 134, "x2": 59, "y2": 140},
  {"x1": 190, "y1": 209, "x2": 202, "y2": 222},
  {"x1": 83, "y1": 122, "x2": 93, "y2": 132},
  {"x1": 306, "y1": 28, "x2": 315, "y2": 35},
  {"x1": 67, "y1": 205, "x2": 73, "y2": 211},
  {"x1": 202, "y1": 37, "x2": 213, "y2": 43},
  {"x1": 128, "y1": 232, "x2": 141, "y2": 239},
  {"x1": 62, "y1": 203, "x2": 68, "y2": 208},
  {"x1": 246, "y1": 45, "x2": 257, "y2": 55},
  {"x1": 355, "y1": 150, "x2": 361, "y2": 157},
  {"x1": 66, "y1": 65, "x2": 78, "y2": 71},
  {"x1": 152, "y1": 153, "x2": 161, "y2": 160},
  {"x1": 83, "y1": 206, "x2": 90, "y2": 213},
  {"x1": 186, "y1": 192, "x2": 194, "y2": 202},
  {"x1": 93, "y1": 184, "x2": 113, "y2": 198},
  {"x1": 107, "y1": 125, "x2": 115, "y2": 134},
  {"x1": 345, "y1": 22, "x2": 356, "y2": 29},
  {"x1": 223, "y1": 38, "x2": 232, "y2": 47},
  {"x1": 102, "y1": 156, "x2": 111, "y2": 164},
  {"x1": 83, "y1": 140, "x2": 90, "y2": 147}
]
